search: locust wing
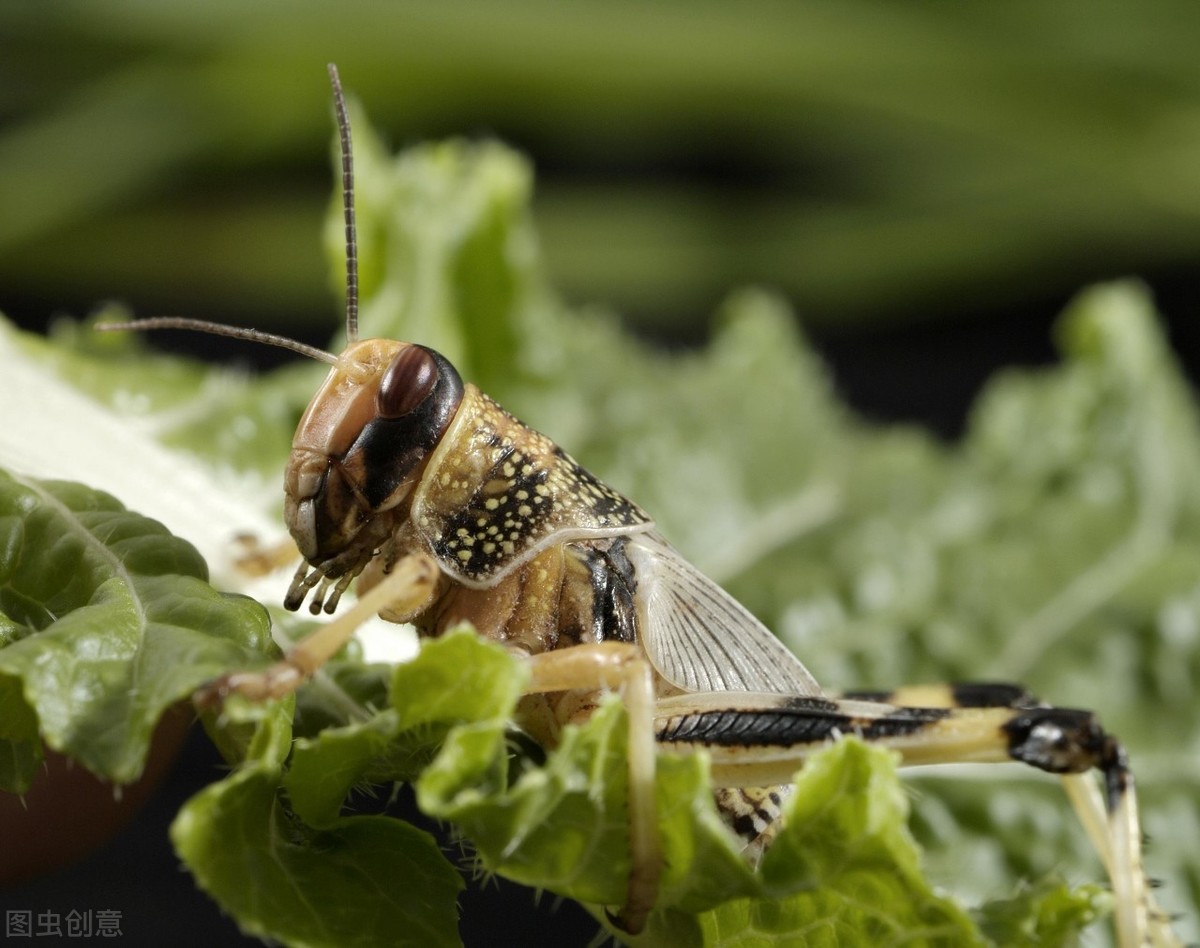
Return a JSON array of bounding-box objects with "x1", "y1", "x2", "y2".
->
[{"x1": 626, "y1": 532, "x2": 823, "y2": 696}]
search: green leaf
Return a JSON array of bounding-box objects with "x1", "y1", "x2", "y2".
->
[
  {"x1": 421, "y1": 696, "x2": 633, "y2": 905},
  {"x1": 0, "y1": 470, "x2": 273, "y2": 783},
  {"x1": 172, "y1": 698, "x2": 463, "y2": 948},
  {"x1": 650, "y1": 753, "x2": 763, "y2": 917},
  {"x1": 975, "y1": 880, "x2": 1107, "y2": 948},
  {"x1": 758, "y1": 740, "x2": 981, "y2": 944},
  {"x1": 284, "y1": 628, "x2": 526, "y2": 827},
  {"x1": 0, "y1": 673, "x2": 40, "y2": 792}
]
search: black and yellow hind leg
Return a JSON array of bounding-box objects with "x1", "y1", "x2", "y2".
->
[{"x1": 653, "y1": 685, "x2": 1179, "y2": 948}]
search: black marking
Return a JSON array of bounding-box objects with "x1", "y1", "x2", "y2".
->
[
  {"x1": 729, "y1": 811, "x2": 758, "y2": 839},
  {"x1": 597, "y1": 538, "x2": 638, "y2": 644},
  {"x1": 657, "y1": 705, "x2": 948, "y2": 749},
  {"x1": 575, "y1": 540, "x2": 639, "y2": 645},
  {"x1": 551, "y1": 447, "x2": 638, "y2": 519},
  {"x1": 859, "y1": 706, "x2": 951, "y2": 740},
  {"x1": 784, "y1": 696, "x2": 841, "y2": 714},
  {"x1": 1102, "y1": 739, "x2": 1132, "y2": 813},
  {"x1": 579, "y1": 547, "x2": 609, "y2": 643},
  {"x1": 951, "y1": 682, "x2": 1040, "y2": 709},
  {"x1": 658, "y1": 709, "x2": 841, "y2": 747},
  {"x1": 437, "y1": 463, "x2": 555, "y2": 572},
  {"x1": 1002, "y1": 707, "x2": 1126, "y2": 806}
]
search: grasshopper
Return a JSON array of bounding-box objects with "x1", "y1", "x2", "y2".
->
[{"x1": 101, "y1": 65, "x2": 1179, "y2": 946}]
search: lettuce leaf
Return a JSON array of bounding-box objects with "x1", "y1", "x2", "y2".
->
[
  {"x1": 1, "y1": 100, "x2": 1195, "y2": 945},
  {"x1": 0, "y1": 472, "x2": 273, "y2": 790},
  {"x1": 172, "y1": 697, "x2": 464, "y2": 948}
]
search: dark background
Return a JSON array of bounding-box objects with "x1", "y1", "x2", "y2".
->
[{"x1": 2, "y1": 3, "x2": 1198, "y2": 945}]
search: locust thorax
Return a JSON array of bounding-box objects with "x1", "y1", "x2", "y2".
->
[{"x1": 284, "y1": 338, "x2": 464, "y2": 593}]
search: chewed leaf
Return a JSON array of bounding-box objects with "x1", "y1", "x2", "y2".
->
[
  {"x1": 637, "y1": 742, "x2": 985, "y2": 946},
  {"x1": 285, "y1": 628, "x2": 526, "y2": 827},
  {"x1": 0, "y1": 469, "x2": 274, "y2": 784},
  {"x1": 758, "y1": 740, "x2": 982, "y2": 943},
  {"x1": 412, "y1": 642, "x2": 757, "y2": 918},
  {"x1": 172, "y1": 743, "x2": 463, "y2": 948},
  {"x1": 420, "y1": 696, "x2": 634, "y2": 906}
]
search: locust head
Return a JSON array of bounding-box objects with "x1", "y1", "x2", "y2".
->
[{"x1": 284, "y1": 338, "x2": 463, "y2": 597}]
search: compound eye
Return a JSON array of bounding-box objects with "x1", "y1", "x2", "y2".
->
[{"x1": 377, "y1": 346, "x2": 439, "y2": 418}]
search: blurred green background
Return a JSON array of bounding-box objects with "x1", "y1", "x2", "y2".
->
[{"x1": 3, "y1": 0, "x2": 1199, "y2": 391}]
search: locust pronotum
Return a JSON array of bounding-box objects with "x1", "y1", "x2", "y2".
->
[{"x1": 99, "y1": 65, "x2": 1180, "y2": 946}]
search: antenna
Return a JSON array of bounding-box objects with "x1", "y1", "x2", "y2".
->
[
  {"x1": 327, "y1": 63, "x2": 359, "y2": 343},
  {"x1": 96, "y1": 66, "x2": 366, "y2": 367},
  {"x1": 95, "y1": 317, "x2": 341, "y2": 366}
]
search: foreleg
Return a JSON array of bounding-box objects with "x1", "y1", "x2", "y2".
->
[{"x1": 195, "y1": 552, "x2": 441, "y2": 706}]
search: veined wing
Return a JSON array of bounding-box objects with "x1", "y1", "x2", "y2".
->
[{"x1": 625, "y1": 532, "x2": 823, "y2": 696}]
